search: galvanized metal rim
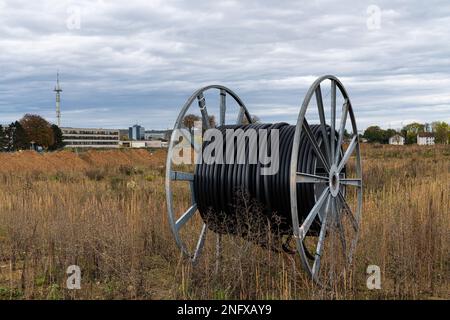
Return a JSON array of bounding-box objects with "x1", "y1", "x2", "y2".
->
[
  {"x1": 165, "y1": 85, "x2": 252, "y2": 263},
  {"x1": 289, "y1": 75, "x2": 363, "y2": 286}
]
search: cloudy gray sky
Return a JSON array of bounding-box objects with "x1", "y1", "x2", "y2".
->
[{"x1": 1, "y1": 0, "x2": 449, "y2": 131}]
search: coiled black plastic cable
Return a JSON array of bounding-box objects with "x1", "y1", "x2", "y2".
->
[{"x1": 194, "y1": 123, "x2": 336, "y2": 238}]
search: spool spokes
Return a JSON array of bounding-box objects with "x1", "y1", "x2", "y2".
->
[
  {"x1": 166, "y1": 76, "x2": 362, "y2": 287},
  {"x1": 166, "y1": 85, "x2": 252, "y2": 263},
  {"x1": 291, "y1": 75, "x2": 363, "y2": 286}
]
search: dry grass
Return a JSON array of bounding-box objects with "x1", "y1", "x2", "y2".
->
[{"x1": 0, "y1": 145, "x2": 448, "y2": 300}]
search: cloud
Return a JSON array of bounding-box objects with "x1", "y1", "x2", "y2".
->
[{"x1": 0, "y1": 0, "x2": 449, "y2": 131}]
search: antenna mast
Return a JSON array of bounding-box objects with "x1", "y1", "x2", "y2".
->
[{"x1": 54, "y1": 72, "x2": 63, "y2": 127}]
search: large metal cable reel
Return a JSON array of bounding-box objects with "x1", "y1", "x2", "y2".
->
[{"x1": 165, "y1": 76, "x2": 363, "y2": 286}]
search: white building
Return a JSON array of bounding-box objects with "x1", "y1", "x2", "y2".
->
[
  {"x1": 389, "y1": 134, "x2": 405, "y2": 145},
  {"x1": 119, "y1": 140, "x2": 168, "y2": 148},
  {"x1": 417, "y1": 132, "x2": 435, "y2": 145},
  {"x1": 145, "y1": 130, "x2": 167, "y2": 140},
  {"x1": 62, "y1": 127, "x2": 120, "y2": 148}
]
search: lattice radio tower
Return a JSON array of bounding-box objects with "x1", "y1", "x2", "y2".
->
[{"x1": 54, "y1": 72, "x2": 62, "y2": 127}]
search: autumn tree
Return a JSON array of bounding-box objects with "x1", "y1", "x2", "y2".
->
[
  {"x1": 19, "y1": 114, "x2": 54, "y2": 149},
  {"x1": 432, "y1": 121, "x2": 449, "y2": 144},
  {"x1": 242, "y1": 114, "x2": 261, "y2": 125},
  {"x1": 401, "y1": 122, "x2": 425, "y2": 144},
  {"x1": 363, "y1": 126, "x2": 385, "y2": 143},
  {"x1": 183, "y1": 114, "x2": 201, "y2": 131},
  {"x1": 183, "y1": 114, "x2": 216, "y2": 130},
  {"x1": 402, "y1": 122, "x2": 425, "y2": 134},
  {"x1": 208, "y1": 115, "x2": 216, "y2": 128}
]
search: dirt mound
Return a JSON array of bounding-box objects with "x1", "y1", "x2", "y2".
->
[{"x1": 0, "y1": 149, "x2": 166, "y2": 174}]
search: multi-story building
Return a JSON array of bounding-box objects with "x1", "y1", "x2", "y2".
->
[
  {"x1": 119, "y1": 140, "x2": 168, "y2": 148},
  {"x1": 119, "y1": 129, "x2": 130, "y2": 141},
  {"x1": 417, "y1": 132, "x2": 435, "y2": 145},
  {"x1": 61, "y1": 127, "x2": 120, "y2": 148},
  {"x1": 129, "y1": 125, "x2": 145, "y2": 140},
  {"x1": 144, "y1": 130, "x2": 168, "y2": 141}
]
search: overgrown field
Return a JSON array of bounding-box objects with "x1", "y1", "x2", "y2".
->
[{"x1": 0, "y1": 145, "x2": 448, "y2": 300}]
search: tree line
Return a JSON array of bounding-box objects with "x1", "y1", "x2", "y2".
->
[
  {"x1": 0, "y1": 114, "x2": 65, "y2": 152},
  {"x1": 363, "y1": 121, "x2": 449, "y2": 144}
]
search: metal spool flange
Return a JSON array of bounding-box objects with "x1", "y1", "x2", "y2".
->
[{"x1": 166, "y1": 76, "x2": 362, "y2": 285}]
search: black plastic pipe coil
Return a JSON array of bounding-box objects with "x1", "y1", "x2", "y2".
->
[{"x1": 194, "y1": 123, "x2": 334, "y2": 237}]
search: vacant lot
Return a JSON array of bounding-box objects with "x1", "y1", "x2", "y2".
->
[{"x1": 0, "y1": 145, "x2": 448, "y2": 299}]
